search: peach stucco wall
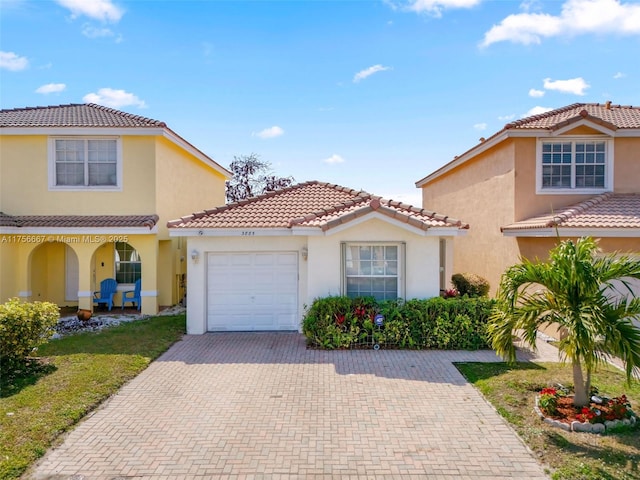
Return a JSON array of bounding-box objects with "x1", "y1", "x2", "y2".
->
[
  {"x1": 421, "y1": 139, "x2": 520, "y2": 294},
  {"x1": 518, "y1": 237, "x2": 640, "y2": 263},
  {"x1": 421, "y1": 133, "x2": 640, "y2": 296},
  {"x1": 613, "y1": 138, "x2": 640, "y2": 193}
]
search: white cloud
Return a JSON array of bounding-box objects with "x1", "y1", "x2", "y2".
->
[
  {"x1": 498, "y1": 113, "x2": 516, "y2": 121},
  {"x1": 0, "y1": 51, "x2": 28, "y2": 71},
  {"x1": 82, "y1": 24, "x2": 116, "y2": 38},
  {"x1": 522, "y1": 106, "x2": 553, "y2": 117},
  {"x1": 613, "y1": 71, "x2": 626, "y2": 79},
  {"x1": 35, "y1": 83, "x2": 66, "y2": 94},
  {"x1": 253, "y1": 126, "x2": 284, "y2": 139},
  {"x1": 353, "y1": 64, "x2": 391, "y2": 83},
  {"x1": 391, "y1": 0, "x2": 481, "y2": 17},
  {"x1": 323, "y1": 154, "x2": 345, "y2": 164},
  {"x1": 83, "y1": 88, "x2": 146, "y2": 108},
  {"x1": 473, "y1": 123, "x2": 487, "y2": 131},
  {"x1": 56, "y1": 0, "x2": 124, "y2": 22},
  {"x1": 481, "y1": 0, "x2": 640, "y2": 47},
  {"x1": 529, "y1": 88, "x2": 545, "y2": 97},
  {"x1": 543, "y1": 77, "x2": 590, "y2": 95}
]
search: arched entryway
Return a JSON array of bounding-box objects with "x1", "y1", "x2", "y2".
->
[{"x1": 29, "y1": 242, "x2": 79, "y2": 306}]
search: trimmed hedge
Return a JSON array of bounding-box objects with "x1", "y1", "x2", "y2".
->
[
  {"x1": 451, "y1": 272, "x2": 490, "y2": 297},
  {"x1": 302, "y1": 296, "x2": 494, "y2": 350},
  {"x1": 0, "y1": 298, "x2": 59, "y2": 370}
]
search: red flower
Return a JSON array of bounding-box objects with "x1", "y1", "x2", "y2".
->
[{"x1": 335, "y1": 313, "x2": 345, "y2": 325}]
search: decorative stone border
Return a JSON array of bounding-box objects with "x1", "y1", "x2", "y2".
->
[{"x1": 534, "y1": 396, "x2": 638, "y2": 433}]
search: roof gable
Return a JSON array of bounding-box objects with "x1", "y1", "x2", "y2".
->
[
  {"x1": 0, "y1": 103, "x2": 232, "y2": 179},
  {"x1": 416, "y1": 102, "x2": 640, "y2": 187},
  {"x1": 167, "y1": 181, "x2": 468, "y2": 235}
]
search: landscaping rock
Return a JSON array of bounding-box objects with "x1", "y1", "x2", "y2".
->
[
  {"x1": 592, "y1": 423, "x2": 606, "y2": 433},
  {"x1": 605, "y1": 420, "x2": 620, "y2": 430},
  {"x1": 571, "y1": 421, "x2": 593, "y2": 433},
  {"x1": 53, "y1": 305, "x2": 186, "y2": 338}
]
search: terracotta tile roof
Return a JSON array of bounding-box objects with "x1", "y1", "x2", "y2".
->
[
  {"x1": 505, "y1": 102, "x2": 640, "y2": 130},
  {"x1": 0, "y1": 213, "x2": 159, "y2": 229},
  {"x1": 501, "y1": 193, "x2": 640, "y2": 232},
  {"x1": 416, "y1": 102, "x2": 640, "y2": 187},
  {"x1": 0, "y1": 103, "x2": 232, "y2": 178},
  {"x1": 167, "y1": 181, "x2": 468, "y2": 232},
  {"x1": 0, "y1": 103, "x2": 166, "y2": 128}
]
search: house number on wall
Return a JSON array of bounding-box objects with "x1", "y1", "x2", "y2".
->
[{"x1": 240, "y1": 231, "x2": 256, "y2": 236}]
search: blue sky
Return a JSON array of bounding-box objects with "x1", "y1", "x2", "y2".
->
[{"x1": 1, "y1": 0, "x2": 639, "y2": 206}]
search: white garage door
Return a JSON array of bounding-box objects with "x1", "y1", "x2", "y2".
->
[{"x1": 207, "y1": 252, "x2": 299, "y2": 331}]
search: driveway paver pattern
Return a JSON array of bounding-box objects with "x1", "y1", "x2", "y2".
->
[{"x1": 28, "y1": 333, "x2": 552, "y2": 479}]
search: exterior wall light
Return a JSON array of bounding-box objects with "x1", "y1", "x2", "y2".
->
[
  {"x1": 301, "y1": 246, "x2": 308, "y2": 261},
  {"x1": 191, "y1": 249, "x2": 200, "y2": 262}
]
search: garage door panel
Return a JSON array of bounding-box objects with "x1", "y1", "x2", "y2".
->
[
  {"x1": 207, "y1": 252, "x2": 298, "y2": 331},
  {"x1": 254, "y1": 254, "x2": 276, "y2": 266},
  {"x1": 230, "y1": 254, "x2": 252, "y2": 266}
]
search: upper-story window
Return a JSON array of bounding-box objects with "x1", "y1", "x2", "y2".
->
[
  {"x1": 537, "y1": 138, "x2": 613, "y2": 194},
  {"x1": 49, "y1": 137, "x2": 122, "y2": 190}
]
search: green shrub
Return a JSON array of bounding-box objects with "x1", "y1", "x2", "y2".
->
[
  {"x1": 0, "y1": 298, "x2": 59, "y2": 369},
  {"x1": 302, "y1": 296, "x2": 494, "y2": 350},
  {"x1": 451, "y1": 272, "x2": 490, "y2": 297}
]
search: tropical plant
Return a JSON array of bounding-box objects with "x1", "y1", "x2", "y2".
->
[{"x1": 488, "y1": 237, "x2": 640, "y2": 407}]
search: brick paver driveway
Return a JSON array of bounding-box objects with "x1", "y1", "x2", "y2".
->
[{"x1": 28, "y1": 333, "x2": 549, "y2": 479}]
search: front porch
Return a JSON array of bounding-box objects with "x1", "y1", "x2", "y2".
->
[{"x1": 0, "y1": 214, "x2": 186, "y2": 315}]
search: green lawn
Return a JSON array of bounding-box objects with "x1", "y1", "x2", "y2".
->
[
  {"x1": 0, "y1": 314, "x2": 185, "y2": 480},
  {"x1": 455, "y1": 361, "x2": 640, "y2": 480}
]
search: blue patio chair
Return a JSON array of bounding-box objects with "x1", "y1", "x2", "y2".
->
[
  {"x1": 122, "y1": 278, "x2": 142, "y2": 311},
  {"x1": 93, "y1": 278, "x2": 118, "y2": 311}
]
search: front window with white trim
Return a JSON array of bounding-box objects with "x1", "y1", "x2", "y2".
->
[
  {"x1": 538, "y1": 138, "x2": 612, "y2": 193},
  {"x1": 343, "y1": 243, "x2": 403, "y2": 300},
  {"x1": 50, "y1": 137, "x2": 121, "y2": 189}
]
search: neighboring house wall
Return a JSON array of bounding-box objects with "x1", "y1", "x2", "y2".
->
[
  {"x1": 0, "y1": 108, "x2": 229, "y2": 310},
  {"x1": 614, "y1": 138, "x2": 640, "y2": 193},
  {"x1": 154, "y1": 136, "x2": 228, "y2": 305},
  {"x1": 420, "y1": 108, "x2": 640, "y2": 297},
  {"x1": 422, "y1": 139, "x2": 518, "y2": 293},
  {"x1": 518, "y1": 237, "x2": 640, "y2": 263},
  {"x1": 513, "y1": 137, "x2": 592, "y2": 221},
  {"x1": 155, "y1": 137, "x2": 227, "y2": 239},
  {"x1": 0, "y1": 135, "x2": 158, "y2": 215}
]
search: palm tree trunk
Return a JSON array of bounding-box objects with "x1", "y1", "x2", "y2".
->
[{"x1": 572, "y1": 359, "x2": 589, "y2": 407}]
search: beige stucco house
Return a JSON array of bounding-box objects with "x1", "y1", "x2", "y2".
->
[
  {"x1": 416, "y1": 102, "x2": 640, "y2": 297},
  {"x1": 0, "y1": 103, "x2": 230, "y2": 314},
  {"x1": 168, "y1": 181, "x2": 468, "y2": 333}
]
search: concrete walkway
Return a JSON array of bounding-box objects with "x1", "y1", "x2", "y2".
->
[{"x1": 27, "y1": 334, "x2": 556, "y2": 480}]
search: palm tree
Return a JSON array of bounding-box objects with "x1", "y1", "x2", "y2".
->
[{"x1": 489, "y1": 237, "x2": 640, "y2": 407}]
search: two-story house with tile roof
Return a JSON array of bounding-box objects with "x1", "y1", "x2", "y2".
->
[
  {"x1": 416, "y1": 102, "x2": 640, "y2": 301},
  {"x1": 0, "y1": 103, "x2": 230, "y2": 314}
]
